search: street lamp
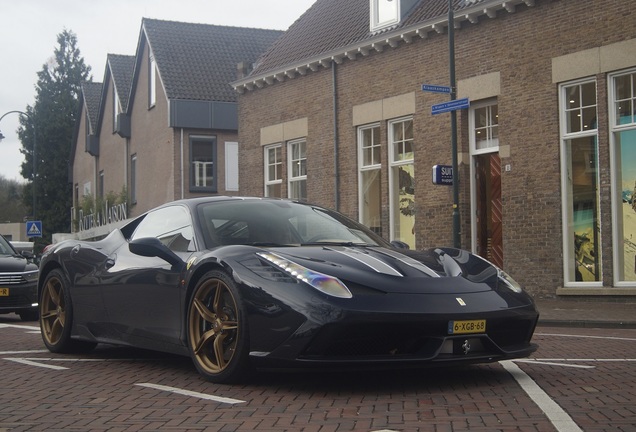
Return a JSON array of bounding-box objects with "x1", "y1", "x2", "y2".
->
[
  {"x1": 448, "y1": 0, "x2": 460, "y2": 249},
  {"x1": 0, "y1": 110, "x2": 37, "y2": 220}
]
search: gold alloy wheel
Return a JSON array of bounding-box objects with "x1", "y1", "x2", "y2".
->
[
  {"x1": 40, "y1": 275, "x2": 66, "y2": 346},
  {"x1": 188, "y1": 278, "x2": 239, "y2": 374}
]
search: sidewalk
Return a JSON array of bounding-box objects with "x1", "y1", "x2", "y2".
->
[{"x1": 534, "y1": 297, "x2": 636, "y2": 328}]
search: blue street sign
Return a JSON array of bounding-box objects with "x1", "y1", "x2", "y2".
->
[
  {"x1": 431, "y1": 97, "x2": 470, "y2": 115},
  {"x1": 421, "y1": 84, "x2": 451, "y2": 94},
  {"x1": 432, "y1": 165, "x2": 453, "y2": 185},
  {"x1": 26, "y1": 220, "x2": 42, "y2": 238}
]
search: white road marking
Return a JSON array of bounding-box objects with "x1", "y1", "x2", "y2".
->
[
  {"x1": 4, "y1": 358, "x2": 68, "y2": 370},
  {"x1": 0, "y1": 324, "x2": 40, "y2": 331},
  {"x1": 502, "y1": 360, "x2": 582, "y2": 432},
  {"x1": 515, "y1": 360, "x2": 595, "y2": 369},
  {"x1": 525, "y1": 358, "x2": 636, "y2": 363},
  {"x1": 135, "y1": 383, "x2": 245, "y2": 404},
  {"x1": 0, "y1": 350, "x2": 48, "y2": 355},
  {"x1": 536, "y1": 332, "x2": 636, "y2": 342}
]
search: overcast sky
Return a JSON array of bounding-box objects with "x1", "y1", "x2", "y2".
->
[{"x1": 0, "y1": 0, "x2": 316, "y2": 182}]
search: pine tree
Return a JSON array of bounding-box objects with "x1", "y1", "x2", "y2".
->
[{"x1": 18, "y1": 30, "x2": 91, "y2": 248}]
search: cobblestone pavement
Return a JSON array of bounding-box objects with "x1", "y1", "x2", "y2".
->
[{"x1": 1, "y1": 314, "x2": 635, "y2": 431}]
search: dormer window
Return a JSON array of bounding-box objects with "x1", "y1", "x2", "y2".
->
[{"x1": 370, "y1": 0, "x2": 400, "y2": 32}]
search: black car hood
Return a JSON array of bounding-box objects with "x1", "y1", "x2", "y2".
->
[
  {"x1": 0, "y1": 254, "x2": 36, "y2": 273},
  {"x1": 267, "y1": 245, "x2": 499, "y2": 295}
]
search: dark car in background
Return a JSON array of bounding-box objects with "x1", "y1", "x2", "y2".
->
[{"x1": 0, "y1": 234, "x2": 39, "y2": 321}]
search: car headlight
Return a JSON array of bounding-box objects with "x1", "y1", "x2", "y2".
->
[
  {"x1": 257, "y1": 252, "x2": 352, "y2": 299},
  {"x1": 498, "y1": 269, "x2": 523, "y2": 293},
  {"x1": 22, "y1": 270, "x2": 39, "y2": 283}
]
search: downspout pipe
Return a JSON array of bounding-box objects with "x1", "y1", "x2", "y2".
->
[
  {"x1": 332, "y1": 61, "x2": 340, "y2": 211},
  {"x1": 180, "y1": 128, "x2": 184, "y2": 199}
]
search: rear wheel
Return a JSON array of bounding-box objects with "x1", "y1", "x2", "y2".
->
[
  {"x1": 187, "y1": 270, "x2": 251, "y2": 383},
  {"x1": 39, "y1": 269, "x2": 96, "y2": 353}
]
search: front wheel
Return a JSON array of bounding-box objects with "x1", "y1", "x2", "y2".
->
[
  {"x1": 187, "y1": 270, "x2": 251, "y2": 383},
  {"x1": 39, "y1": 269, "x2": 96, "y2": 353}
]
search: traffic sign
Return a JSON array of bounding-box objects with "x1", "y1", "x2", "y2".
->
[
  {"x1": 26, "y1": 221, "x2": 42, "y2": 238},
  {"x1": 421, "y1": 84, "x2": 451, "y2": 94},
  {"x1": 431, "y1": 97, "x2": 470, "y2": 115},
  {"x1": 432, "y1": 165, "x2": 453, "y2": 185}
]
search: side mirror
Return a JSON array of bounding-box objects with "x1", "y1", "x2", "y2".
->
[
  {"x1": 20, "y1": 250, "x2": 34, "y2": 259},
  {"x1": 129, "y1": 237, "x2": 184, "y2": 267},
  {"x1": 391, "y1": 240, "x2": 410, "y2": 250}
]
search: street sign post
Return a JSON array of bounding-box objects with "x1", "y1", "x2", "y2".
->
[
  {"x1": 432, "y1": 165, "x2": 453, "y2": 185},
  {"x1": 431, "y1": 97, "x2": 470, "y2": 115},
  {"x1": 26, "y1": 221, "x2": 42, "y2": 238},
  {"x1": 421, "y1": 84, "x2": 451, "y2": 94}
]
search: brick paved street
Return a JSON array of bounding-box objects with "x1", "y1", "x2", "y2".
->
[{"x1": 1, "y1": 314, "x2": 635, "y2": 431}]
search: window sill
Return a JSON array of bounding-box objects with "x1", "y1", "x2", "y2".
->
[{"x1": 557, "y1": 287, "x2": 636, "y2": 296}]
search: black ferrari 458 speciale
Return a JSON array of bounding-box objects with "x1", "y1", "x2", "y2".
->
[{"x1": 38, "y1": 197, "x2": 538, "y2": 383}]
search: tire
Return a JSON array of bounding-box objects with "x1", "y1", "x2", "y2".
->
[
  {"x1": 187, "y1": 270, "x2": 251, "y2": 383},
  {"x1": 39, "y1": 269, "x2": 96, "y2": 353},
  {"x1": 19, "y1": 309, "x2": 39, "y2": 322}
]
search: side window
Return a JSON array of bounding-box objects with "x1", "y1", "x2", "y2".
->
[{"x1": 131, "y1": 206, "x2": 195, "y2": 252}]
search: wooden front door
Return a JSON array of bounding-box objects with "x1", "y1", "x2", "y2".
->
[{"x1": 475, "y1": 153, "x2": 503, "y2": 268}]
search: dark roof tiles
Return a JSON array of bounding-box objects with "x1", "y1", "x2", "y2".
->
[
  {"x1": 81, "y1": 81, "x2": 103, "y2": 133},
  {"x1": 250, "y1": 0, "x2": 489, "y2": 76},
  {"x1": 143, "y1": 18, "x2": 284, "y2": 102},
  {"x1": 108, "y1": 54, "x2": 135, "y2": 111}
]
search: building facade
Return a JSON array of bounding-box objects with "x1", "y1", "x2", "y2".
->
[
  {"x1": 70, "y1": 19, "x2": 283, "y2": 239},
  {"x1": 234, "y1": 0, "x2": 636, "y2": 298}
]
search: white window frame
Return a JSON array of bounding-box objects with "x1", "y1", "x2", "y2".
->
[
  {"x1": 225, "y1": 141, "x2": 239, "y2": 192},
  {"x1": 388, "y1": 116, "x2": 414, "y2": 247},
  {"x1": 148, "y1": 52, "x2": 156, "y2": 108},
  {"x1": 357, "y1": 123, "x2": 382, "y2": 232},
  {"x1": 370, "y1": 0, "x2": 400, "y2": 32},
  {"x1": 469, "y1": 99, "x2": 499, "y2": 156},
  {"x1": 559, "y1": 77, "x2": 601, "y2": 287},
  {"x1": 264, "y1": 144, "x2": 283, "y2": 197},
  {"x1": 112, "y1": 84, "x2": 120, "y2": 132},
  {"x1": 287, "y1": 139, "x2": 307, "y2": 201},
  {"x1": 609, "y1": 68, "x2": 636, "y2": 286},
  {"x1": 189, "y1": 136, "x2": 217, "y2": 192}
]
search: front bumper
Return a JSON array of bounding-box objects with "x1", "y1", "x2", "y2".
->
[{"x1": 0, "y1": 281, "x2": 38, "y2": 314}]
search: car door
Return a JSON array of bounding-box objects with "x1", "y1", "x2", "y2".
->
[{"x1": 100, "y1": 205, "x2": 196, "y2": 350}]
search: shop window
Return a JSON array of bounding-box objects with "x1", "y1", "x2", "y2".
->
[
  {"x1": 358, "y1": 124, "x2": 382, "y2": 235},
  {"x1": 389, "y1": 117, "x2": 415, "y2": 249},
  {"x1": 264, "y1": 144, "x2": 283, "y2": 198},
  {"x1": 611, "y1": 70, "x2": 636, "y2": 284},
  {"x1": 560, "y1": 80, "x2": 601, "y2": 284}
]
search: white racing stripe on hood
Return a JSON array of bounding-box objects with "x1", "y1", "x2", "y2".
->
[
  {"x1": 327, "y1": 247, "x2": 403, "y2": 276},
  {"x1": 378, "y1": 248, "x2": 441, "y2": 278}
]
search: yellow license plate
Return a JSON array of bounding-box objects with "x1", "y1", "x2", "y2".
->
[
  {"x1": 448, "y1": 319, "x2": 486, "y2": 334},
  {"x1": 0, "y1": 288, "x2": 9, "y2": 296}
]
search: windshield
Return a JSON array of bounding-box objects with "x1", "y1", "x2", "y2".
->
[
  {"x1": 197, "y1": 199, "x2": 391, "y2": 249},
  {"x1": 0, "y1": 236, "x2": 17, "y2": 256}
]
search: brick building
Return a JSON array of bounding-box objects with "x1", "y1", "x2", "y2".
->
[
  {"x1": 71, "y1": 19, "x2": 283, "y2": 239},
  {"x1": 233, "y1": 0, "x2": 636, "y2": 298}
]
